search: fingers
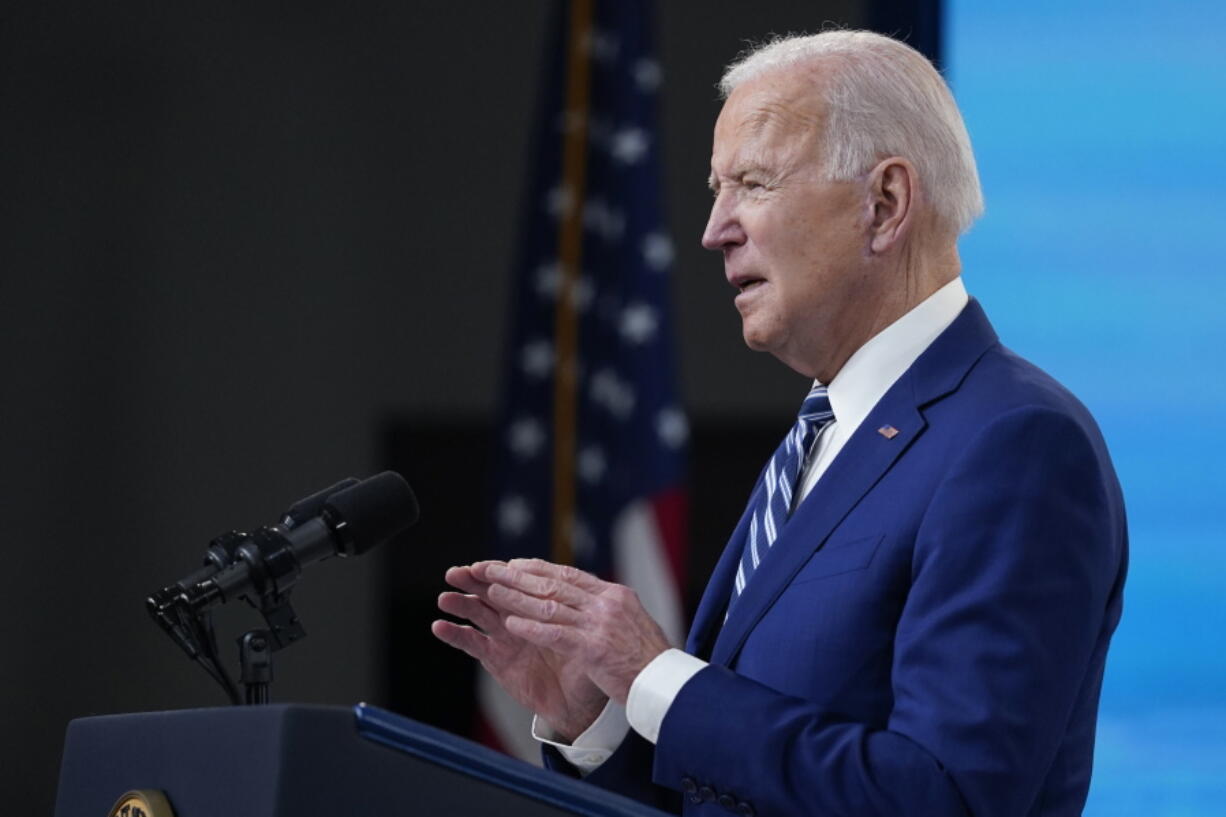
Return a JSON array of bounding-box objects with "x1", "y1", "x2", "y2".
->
[
  {"x1": 456, "y1": 559, "x2": 604, "y2": 629},
  {"x1": 487, "y1": 582, "x2": 583, "y2": 625},
  {"x1": 430, "y1": 619, "x2": 491, "y2": 662},
  {"x1": 437, "y1": 591, "x2": 502, "y2": 633},
  {"x1": 441, "y1": 560, "x2": 667, "y2": 708},
  {"x1": 506, "y1": 558, "x2": 608, "y2": 593},
  {"x1": 505, "y1": 615, "x2": 584, "y2": 653},
  {"x1": 478, "y1": 561, "x2": 596, "y2": 608},
  {"x1": 444, "y1": 565, "x2": 492, "y2": 596}
]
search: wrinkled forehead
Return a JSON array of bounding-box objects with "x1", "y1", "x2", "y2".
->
[{"x1": 712, "y1": 70, "x2": 827, "y2": 163}]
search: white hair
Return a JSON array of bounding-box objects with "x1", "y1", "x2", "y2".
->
[{"x1": 719, "y1": 30, "x2": 984, "y2": 235}]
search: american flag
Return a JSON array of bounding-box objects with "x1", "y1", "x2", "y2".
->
[{"x1": 480, "y1": 0, "x2": 689, "y2": 762}]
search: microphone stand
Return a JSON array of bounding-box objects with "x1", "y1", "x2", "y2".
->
[
  {"x1": 146, "y1": 472, "x2": 418, "y2": 704},
  {"x1": 147, "y1": 545, "x2": 309, "y2": 706},
  {"x1": 237, "y1": 586, "x2": 306, "y2": 704},
  {"x1": 239, "y1": 630, "x2": 272, "y2": 705}
]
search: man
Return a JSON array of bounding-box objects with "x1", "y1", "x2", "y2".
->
[{"x1": 433, "y1": 31, "x2": 1126, "y2": 817}]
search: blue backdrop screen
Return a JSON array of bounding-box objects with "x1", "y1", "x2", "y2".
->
[{"x1": 946, "y1": 2, "x2": 1226, "y2": 812}]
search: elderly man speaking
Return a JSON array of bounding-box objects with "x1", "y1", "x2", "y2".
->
[{"x1": 433, "y1": 30, "x2": 1126, "y2": 817}]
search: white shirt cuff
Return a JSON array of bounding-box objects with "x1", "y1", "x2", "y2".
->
[
  {"x1": 531, "y1": 701, "x2": 629, "y2": 775},
  {"x1": 626, "y1": 648, "x2": 708, "y2": 744}
]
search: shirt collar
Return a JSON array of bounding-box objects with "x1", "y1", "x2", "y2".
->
[{"x1": 821, "y1": 277, "x2": 969, "y2": 432}]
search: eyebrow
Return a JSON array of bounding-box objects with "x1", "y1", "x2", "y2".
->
[
  {"x1": 744, "y1": 109, "x2": 778, "y2": 135},
  {"x1": 708, "y1": 161, "x2": 773, "y2": 192}
]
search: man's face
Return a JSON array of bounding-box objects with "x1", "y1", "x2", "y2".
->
[{"x1": 703, "y1": 69, "x2": 875, "y2": 380}]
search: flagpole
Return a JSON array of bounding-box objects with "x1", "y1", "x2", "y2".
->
[{"x1": 550, "y1": 0, "x2": 594, "y2": 566}]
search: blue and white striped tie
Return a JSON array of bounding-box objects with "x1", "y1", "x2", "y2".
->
[{"x1": 731, "y1": 384, "x2": 835, "y2": 606}]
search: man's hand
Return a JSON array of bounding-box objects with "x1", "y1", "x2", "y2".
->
[
  {"x1": 432, "y1": 563, "x2": 609, "y2": 741},
  {"x1": 472, "y1": 558, "x2": 672, "y2": 705}
]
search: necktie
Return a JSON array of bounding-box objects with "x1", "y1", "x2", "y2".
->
[{"x1": 731, "y1": 384, "x2": 835, "y2": 606}]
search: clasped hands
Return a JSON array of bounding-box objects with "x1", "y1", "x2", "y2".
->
[{"x1": 431, "y1": 558, "x2": 671, "y2": 742}]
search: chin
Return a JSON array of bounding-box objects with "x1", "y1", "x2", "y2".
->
[
  {"x1": 737, "y1": 299, "x2": 782, "y2": 354},
  {"x1": 740, "y1": 323, "x2": 766, "y2": 350},
  {"x1": 741, "y1": 325, "x2": 777, "y2": 354},
  {"x1": 742, "y1": 326, "x2": 817, "y2": 376}
]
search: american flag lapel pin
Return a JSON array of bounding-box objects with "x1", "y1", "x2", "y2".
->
[{"x1": 877, "y1": 425, "x2": 899, "y2": 439}]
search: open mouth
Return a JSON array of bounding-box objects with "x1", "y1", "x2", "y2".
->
[{"x1": 738, "y1": 279, "x2": 766, "y2": 294}]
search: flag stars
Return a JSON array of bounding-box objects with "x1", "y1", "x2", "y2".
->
[
  {"x1": 632, "y1": 58, "x2": 662, "y2": 92},
  {"x1": 583, "y1": 197, "x2": 626, "y2": 242},
  {"x1": 610, "y1": 127, "x2": 650, "y2": 165},
  {"x1": 535, "y1": 261, "x2": 593, "y2": 310},
  {"x1": 498, "y1": 495, "x2": 533, "y2": 537},
  {"x1": 642, "y1": 233, "x2": 674, "y2": 271},
  {"x1": 578, "y1": 445, "x2": 607, "y2": 484},
  {"x1": 620, "y1": 303, "x2": 659, "y2": 345},
  {"x1": 590, "y1": 369, "x2": 636, "y2": 419},
  {"x1": 535, "y1": 261, "x2": 561, "y2": 298},
  {"x1": 520, "y1": 340, "x2": 554, "y2": 378},
  {"x1": 586, "y1": 30, "x2": 619, "y2": 63},
  {"x1": 492, "y1": 21, "x2": 685, "y2": 631},
  {"x1": 508, "y1": 417, "x2": 547, "y2": 458},
  {"x1": 656, "y1": 407, "x2": 689, "y2": 449}
]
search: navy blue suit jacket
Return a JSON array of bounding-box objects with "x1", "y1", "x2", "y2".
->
[{"x1": 551, "y1": 300, "x2": 1128, "y2": 817}]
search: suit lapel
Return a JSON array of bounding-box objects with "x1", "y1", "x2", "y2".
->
[
  {"x1": 705, "y1": 299, "x2": 1000, "y2": 668},
  {"x1": 709, "y1": 393, "x2": 925, "y2": 666}
]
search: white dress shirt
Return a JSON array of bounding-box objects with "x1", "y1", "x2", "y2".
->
[{"x1": 536, "y1": 277, "x2": 970, "y2": 772}]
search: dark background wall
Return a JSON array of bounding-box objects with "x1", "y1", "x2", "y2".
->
[{"x1": 0, "y1": 0, "x2": 902, "y2": 810}]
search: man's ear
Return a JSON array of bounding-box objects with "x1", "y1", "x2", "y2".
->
[{"x1": 868, "y1": 157, "x2": 916, "y2": 254}]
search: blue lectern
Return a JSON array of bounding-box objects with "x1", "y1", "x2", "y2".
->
[{"x1": 54, "y1": 703, "x2": 670, "y2": 816}]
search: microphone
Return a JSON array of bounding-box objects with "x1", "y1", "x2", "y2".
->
[
  {"x1": 167, "y1": 477, "x2": 363, "y2": 596},
  {"x1": 182, "y1": 471, "x2": 418, "y2": 612},
  {"x1": 147, "y1": 471, "x2": 418, "y2": 703},
  {"x1": 280, "y1": 476, "x2": 362, "y2": 529}
]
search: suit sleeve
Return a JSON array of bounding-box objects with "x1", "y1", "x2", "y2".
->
[{"x1": 649, "y1": 406, "x2": 1125, "y2": 817}]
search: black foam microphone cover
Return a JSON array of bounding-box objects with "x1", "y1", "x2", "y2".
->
[
  {"x1": 324, "y1": 471, "x2": 419, "y2": 555},
  {"x1": 281, "y1": 477, "x2": 361, "y2": 527}
]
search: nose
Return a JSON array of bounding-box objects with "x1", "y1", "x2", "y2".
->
[{"x1": 701, "y1": 192, "x2": 745, "y2": 252}]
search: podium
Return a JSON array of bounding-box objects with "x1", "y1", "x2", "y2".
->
[{"x1": 55, "y1": 703, "x2": 671, "y2": 816}]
